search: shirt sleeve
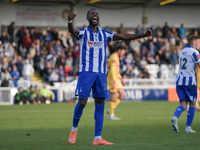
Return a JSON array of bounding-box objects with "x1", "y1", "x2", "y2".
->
[
  {"x1": 103, "y1": 30, "x2": 115, "y2": 42},
  {"x1": 192, "y1": 51, "x2": 200, "y2": 63},
  {"x1": 76, "y1": 28, "x2": 85, "y2": 40}
]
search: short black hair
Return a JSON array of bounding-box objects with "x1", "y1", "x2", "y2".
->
[
  {"x1": 116, "y1": 43, "x2": 126, "y2": 51},
  {"x1": 87, "y1": 8, "x2": 96, "y2": 17},
  {"x1": 188, "y1": 35, "x2": 200, "y2": 45}
]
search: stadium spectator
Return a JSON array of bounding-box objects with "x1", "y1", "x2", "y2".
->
[
  {"x1": 26, "y1": 85, "x2": 35, "y2": 103},
  {"x1": 16, "y1": 55, "x2": 23, "y2": 76},
  {"x1": 22, "y1": 59, "x2": 34, "y2": 80},
  {"x1": 11, "y1": 64, "x2": 20, "y2": 88},
  {"x1": 15, "y1": 87, "x2": 28, "y2": 105},
  {"x1": 135, "y1": 25, "x2": 143, "y2": 34},
  {"x1": 64, "y1": 64, "x2": 73, "y2": 77},
  {"x1": 33, "y1": 51, "x2": 41, "y2": 71},
  {"x1": 66, "y1": 32, "x2": 74, "y2": 48},
  {"x1": 16, "y1": 27, "x2": 26, "y2": 55},
  {"x1": 39, "y1": 85, "x2": 52, "y2": 103},
  {"x1": 7, "y1": 21, "x2": 15, "y2": 44},
  {"x1": 117, "y1": 23, "x2": 125, "y2": 34},
  {"x1": 162, "y1": 22, "x2": 171, "y2": 38},
  {"x1": 178, "y1": 23, "x2": 186, "y2": 39},
  {"x1": 52, "y1": 27, "x2": 59, "y2": 41},
  {"x1": 23, "y1": 33, "x2": 32, "y2": 56},
  {"x1": 170, "y1": 49, "x2": 178, "y2": 69},
  {"x1": 31, "y1": 85, "x2": 41, "y2": 104},
  {"x1": 0, "y1": 31, "x2": 9, "y2": 44},
  {"x1": 30, "y1": 27, "x2": 38, "y2": 43},
  {"x1": 1, "y1": 68, "x2": 12, "y2": 87}
]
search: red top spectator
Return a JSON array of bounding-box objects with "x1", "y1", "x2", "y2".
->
[
  {"x1": 64, "y1": 64, "x2": 73, "y2": 77},
  {"x1": 23, "y1": 33, "x2": 31, "y2": 47}
]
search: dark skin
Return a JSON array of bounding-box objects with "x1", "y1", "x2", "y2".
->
[{"x1": 68, "y1": 9, "x2": 152, "y2": 106}]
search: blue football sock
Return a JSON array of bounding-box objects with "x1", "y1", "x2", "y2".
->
[
  {"x1": 94, "y1": 103, "x2": 105, "y2": 137},
  {"x1": 73, "y1": 103, "x2": 85, "y2": 128},
  {"x1": 186, "y1": 106, "x2": 195, "y2": 127},
  {"x1": 174, "y1": 105, "x2": 184, "y2": 119}
]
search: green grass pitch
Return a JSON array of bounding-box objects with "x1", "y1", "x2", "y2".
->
[{"x1": 0, "y1": 101, "x2": 200, "y2": 150}]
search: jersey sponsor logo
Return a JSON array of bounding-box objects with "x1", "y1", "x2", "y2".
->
[
  {"x1": 88, "y1": 41, "x2": 94, "y2": 45},
  {"x1": 182, "y1": 52, "x2": 187, "y2": 55},
  {"x1": 88, "y1": 41, "x2": 103, "y2": 47}
]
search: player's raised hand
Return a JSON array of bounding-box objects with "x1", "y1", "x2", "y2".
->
[
  {"x1": 145, "y1": 29, "x2": 152, "y2": 37},
  {"x1": 68, "y1": 12, "x2": 77, "y2": 21}
]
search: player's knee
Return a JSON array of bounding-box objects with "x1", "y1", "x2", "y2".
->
[
  {"x1": 119, "y1": 93, "x2": 125, "y2": 100},
  {"x1": 95, "y1": 98, "x2": 105, "y2": 104},
  {"x1": 78, "y1": 98, "x2": 87, "y2": 106},
  {"x1": 189, "y1": 102, "x2": 196, "y2": 107}
]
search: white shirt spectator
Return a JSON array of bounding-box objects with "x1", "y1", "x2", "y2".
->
[{"x1": 22, "y1": 59, "x2": 34, "y2": 79}]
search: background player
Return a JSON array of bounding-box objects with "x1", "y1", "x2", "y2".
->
[
  {"x1": 171, "y1": 35, "x2": 200, "y2": 133},
  {"x1": 186, "y1": 65, "x2": 200, "y2": 111},
  {"x1": 67, "y1": 8, "x2": 151, "y2": 145},
  {"x1": 107, "y1": 43, "x2": 126, "y2": 120}
]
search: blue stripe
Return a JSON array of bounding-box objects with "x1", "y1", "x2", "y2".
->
[
  {"x1": 103, "y1": 30, "x2": 113, "y2": 42},
  {"x1": 176, "y1": 76, "x2": 180, "y2": 85},
  {"x1": 182, "y1": 77, "x2": 186, "y2": 85},
  {"x1": 89, "y1": 47, "x2": 94, "y2": 71},
  {"x1": 103, "y1": 31, "x2": 107, "y2": 74},
  {"x1": 89, "y1": 32, "x2": 94, "y2": 72},
  {"x1": 192, "y1": 52, "x2": 198, "y2": 62},
  {"x1": 98, "y1": 48, "x2": 102, "y2": 72},
  {"x1": 98, "y1": 32, "x2": 102, "y2": 73},
  {"x1": 82, "y1": 31, "x2": 87, "y2": 72},
  {"x1": 189, "y1": 77, "x2": 192, "y2": 85},
  {"x1": 99, "y1": 31, "x2": 102, "y2": 41},
  {"x1": 90, "y1": 32, "x2": 94, "y2": 41}
]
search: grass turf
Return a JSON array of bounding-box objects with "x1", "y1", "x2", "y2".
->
[{"x1": 0, "y1": 101, "x2": 200, "y2": 150}]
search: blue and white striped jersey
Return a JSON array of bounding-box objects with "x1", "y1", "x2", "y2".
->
[
  {"x1": 176, "y1": 46, "x2": 200, "y2": 86},
  {"x1": 76, "y1": 26, "x2": 115, "y2": 74}
]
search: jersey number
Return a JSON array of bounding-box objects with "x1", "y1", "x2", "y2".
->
[{"x1": 180, "y1": 57, "x2": 187, "y2": 70}]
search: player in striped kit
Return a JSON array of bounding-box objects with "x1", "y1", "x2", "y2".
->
[
  {"x1": 171, "y1": 36, "x2": 200, "y2": 133},
  {"x1": 67, "y1": 8, "x2": 151, "y2": 145}
]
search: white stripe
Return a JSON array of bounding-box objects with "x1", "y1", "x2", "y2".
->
[
  {"x1": 85, "y1": 30, "x2": 90, "y2": 71},
  {"x1": 105, "y1": 32, "x2": 114, "y2": 41},
  {"x1": 192, "y1": 77, "x2": 196, "y2": 85},
  {"x1": 93, "y1": 35, "x2": 99, "y2": 72},
  {"x1": 178, "y1": 76, "x2": 183, "y2": 85},
  {"x1": 101, "y1": 31, "x2": 105, "y2": 73},
  {"x1": 78, "y1": 31, "x2": 85, "y2": 72},
  {"x1": 185, "y1": 76, "x2": 189, "y2": 86}
]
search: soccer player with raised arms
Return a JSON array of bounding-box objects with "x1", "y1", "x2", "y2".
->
[
  {"x1": 171, "y1": 36, "x2": 200, "y2": 133},
  {"x1": 107, "y1": 43, "x2": 126, "y2": 120},
  {"x1": 67, "y1": 8, "x2": 151, "y2": 145}
]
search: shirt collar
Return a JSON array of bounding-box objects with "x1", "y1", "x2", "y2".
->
[
  {"x1": 187, "y1": 45, "x2": 194, "y2": 48},
  {"x1": 87, "y1": 26, "x2": 99, "y2": 34}
]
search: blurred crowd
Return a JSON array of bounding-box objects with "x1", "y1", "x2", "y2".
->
[{"x1": 0, "y1": 21, "x2": 199, "y2": 88}]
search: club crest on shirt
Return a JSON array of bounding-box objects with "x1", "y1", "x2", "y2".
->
[{"x1": 88, "y1": 41, "x2": 103, "y2": 47}]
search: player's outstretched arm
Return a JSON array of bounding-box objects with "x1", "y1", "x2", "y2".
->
[
  {"x1": 68, "y1": 12, "x2": 79, "y2": 37},
  {"x1": 113, "y1": 29, "x2": 151, "y2": 41}
]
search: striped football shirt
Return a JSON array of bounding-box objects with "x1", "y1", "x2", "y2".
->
[
  {"x1": 76, "y1": 26, "x2": 115, "y2": 74},
  {"x1": 175, "y1": 46, "x2": 200, "y2": 86}
]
